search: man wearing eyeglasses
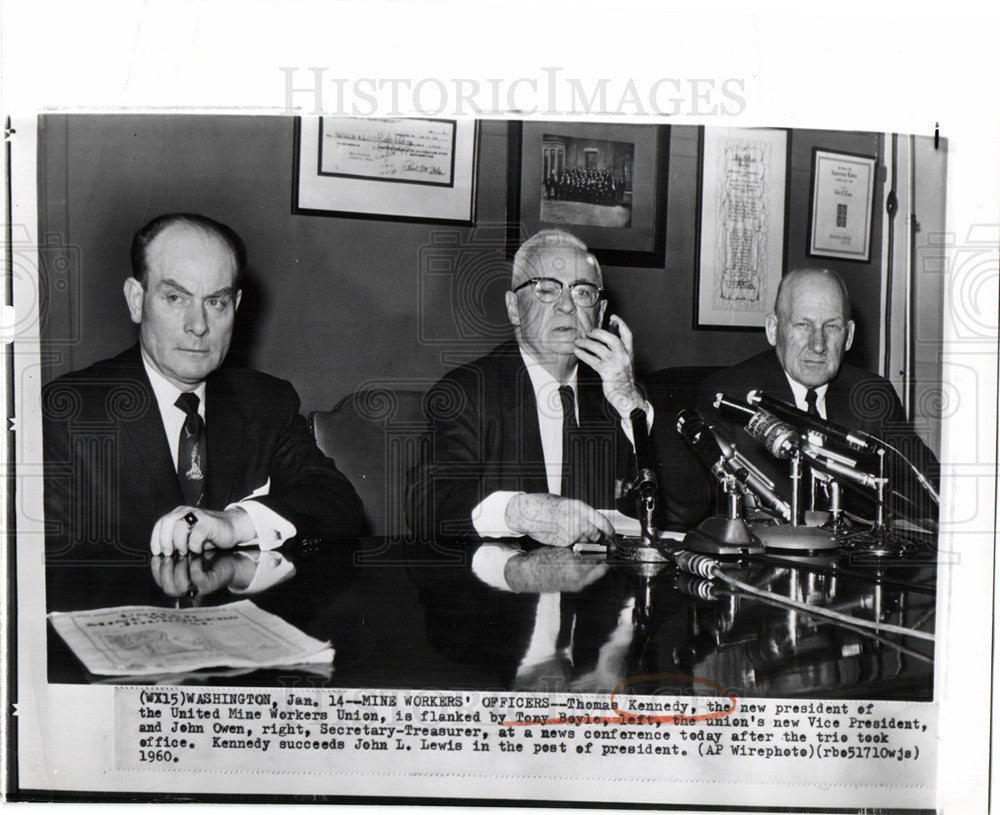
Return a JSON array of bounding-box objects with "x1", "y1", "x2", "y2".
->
[{"x1": 409, "y1": 229, "x2": 709, "y2": 554}]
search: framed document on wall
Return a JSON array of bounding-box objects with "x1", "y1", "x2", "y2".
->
[
  {"x1": 294, "y1": 117, "x2": 479, "y2": 224},
  {"x1": 808, "y1": 148, "x2": 877, "y2": 261},
  {"x1": 695, "y1": 126, "x2": 789, "y2": 329}
]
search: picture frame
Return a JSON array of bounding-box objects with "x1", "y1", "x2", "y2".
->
[
  {"x1": 695, "y1": 126, "x2": 789, "y2": 329},
  {"x1": 808, "y1": 148, "x2": 877, "y2": 261},
  {"x1": 509, "y1": 121, "x2": 668, "y2": 267},
  {"x1": 293, "y1": 116, "x2": 479, "y2": 224}
]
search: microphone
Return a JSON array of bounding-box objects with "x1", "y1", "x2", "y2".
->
[
  {"x1": 714, "y1": 392, "x2": 756, "y2": 420},
  {"x1": 746, "y1": 390, "x2": 875, "y2": 452},
  {"x1": 744, "y1": 409, "x2": 882, "y2": 490},
  {"x1": 676, "y1": 409, "x2": 728, "y2": 474},
  {"x1": 746, "y1": 410, "x2": 800, "y2": 460},
  {"x1": 801, "y1": 442, "x2": 880, "y2": 490},
  {"x1": 678, "y1": 409, "x2": 793, "y2": 522},
  {"x1": 629, "y1": 407, "x2": 659, "y2": 502}
]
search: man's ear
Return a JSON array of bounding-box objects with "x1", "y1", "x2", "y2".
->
[
  {"x1": 234, "y1": 289, "x2": 243, "y2": 312},
  {"x1": 123, "y1": 277, "x2": 144, "y2": 325},
  {"x1": 505, "y1": 290, "x2": 519, "y2": 326},
  {"x1": 845, "y1": 319, "x2": 855, "y2": 351},
  {"x1": 597, "y1": 299, "x2": 607, "y2": 328},
  {"x1": 764, "y1": 313, "x2": 778, "y2": 346}
]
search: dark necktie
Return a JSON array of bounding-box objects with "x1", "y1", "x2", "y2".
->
[
  {"x1": 805, "y1": 388, "x2": 820, "y2": 417},
  {"x1": 175, "y1": 392, "x2": 205, "y2": 507},
  {"x1": 559, "y1": 385, "x2": 579, "y2": 500}
]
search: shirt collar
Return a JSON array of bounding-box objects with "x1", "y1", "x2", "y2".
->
[
  {"x1": 783, "y1": 372, "x2": 828, "y2": 410},
  {"x1": 519, "y1": 347, "x2": 578, "y2": 398},
  {"x1": 140, "y1": 349, "x2": 207, "y2": 417}
]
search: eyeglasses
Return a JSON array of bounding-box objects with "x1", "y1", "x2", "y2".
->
[{"x1": 512, "y1": 277, "x2": 603, "y2": 308}]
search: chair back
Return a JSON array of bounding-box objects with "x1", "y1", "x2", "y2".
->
[
  {"x1": 643, "y1": 366, "x2": 721, "y2": 426},
  {"x1": 310, "y1": 388, "x2": 427, "y2": 537}
]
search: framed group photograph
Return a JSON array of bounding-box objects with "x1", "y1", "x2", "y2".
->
[
  {"x1": 695, "y1": 126, "x2": 789, "y2": 329},
  {"x1": 294, "y1": 116, "x2": 480, "y2": 224},
  {"x1": 808, "y1": 148, "x2": 877, "y2": 261},
  {"x1": 511, "y1": 121, "x2": 668, "y2": 267}
]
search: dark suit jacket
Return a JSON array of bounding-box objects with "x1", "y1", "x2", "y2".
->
[
  {"x1": 407, "y1": 340, "x2": 710, "y2": 539},
  {"x1": 43, "y1": 345, "x2": 364, "y2": 560},
  {"x1": 696, "y1": 350, "x2": 939, "y2": 522}
]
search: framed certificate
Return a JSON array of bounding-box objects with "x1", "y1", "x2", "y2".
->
[
  {"x1": 695, "y1": 126, "x2": 789, "y2": 329},
  {"x1": 808, "y1": 148, "x2": 877, "y2": 261},
  {"x1": 294, "y1": 117, "x2": 479, "y2": 224}
]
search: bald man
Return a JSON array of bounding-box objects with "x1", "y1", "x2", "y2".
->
[{"x1": 695, "y1": 268, "x2": 938, "y2": 523}]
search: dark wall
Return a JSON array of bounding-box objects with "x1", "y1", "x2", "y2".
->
[
  {"x1": 38, "y1": 115, "x2": 884, "y2": 413},
  {"x1": 783, "y1": 129, "x2": 885, "y2": 372}
]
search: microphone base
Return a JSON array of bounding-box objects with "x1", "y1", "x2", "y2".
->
[
  {"x1": 682, "y1": 516, "x2": 764, "y2": 556},
  {"x1": 841, "y1": 526, "x2": 917, "y2": 559},
  {"x1": 609, "y1": 534, "x2": 673, "y2": 564},
  {"x1": 753, "y1": 524, "x2": 840, "y2": 552}
]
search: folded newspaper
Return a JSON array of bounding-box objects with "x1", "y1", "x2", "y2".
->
[{"x1": 48, "y1": 600, "x2": 333, "y2": 676}]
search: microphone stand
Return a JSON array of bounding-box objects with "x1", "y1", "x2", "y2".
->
[
  {"x1": 840, "y1": 447, "x2": 916, "y2": 558},
  {"x1": 681, "y1": 470, "x2": 764, "y2": 556},
  {"x1": 809, "y1": 470, "x2": 851, "y2": 535},
  {"x1": 789, "y1": 447, "x2": 804, "y2": 526},
  {"x1": 610, "y1": 409, "x2": 672, "y2": 564},
  {"x1": 752, "y1": 446, "x2": 839, "y2": 552}
]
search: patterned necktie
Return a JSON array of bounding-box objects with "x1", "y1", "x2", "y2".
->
[
  {"x1": 805, "y1": 388, "x2": 820, "y2": 417},
  {"x1": 175, "y1": 392, "x2": 205, "y2": 507},
  {"x1": 559, "y1": 385, "x2": 579, "y2": 500}
]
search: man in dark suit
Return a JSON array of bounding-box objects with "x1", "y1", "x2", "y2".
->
[
  {"x1": 697, "y1": 268, "x2": 938, "y2": 522},
  {"x1": 408, "y1": 229, "x2": 709, "y2": 563},
  {"x1": 43, "y1": 213, "x2": 363, "y2": 560}
]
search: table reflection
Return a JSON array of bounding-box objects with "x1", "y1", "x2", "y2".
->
[
  {"x1": 149, "y1": 550, "x2": 296, "y2": 602},
  {"x1": 46, "y1": 536, "x2": 935, "y2": 699}
]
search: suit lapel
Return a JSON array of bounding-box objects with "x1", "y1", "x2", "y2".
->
[
  {"x1": 497, "y1": 343, "x2": 548, "y2": 494},
  {"x1": 204, "y1": 371, "x2": 250, "y2": 508},
  {"x1": 116, "y1": 347, "x2": 184, "y2": 508},
  {"x1": 761, "y1": 351, "x2": 797, "y2": 405},
  {"x1": 575, "y1": 367, "x2": 620, "y2": 508},
  {"x1": 822, "y1": 376, "x2": 852, "y2": 426}
]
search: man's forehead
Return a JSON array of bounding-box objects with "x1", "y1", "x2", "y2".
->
[
  {"x1": 518, "y1": 246, "x2": 601, "y2": 283},
  {"x1": 783, "y1": 276, "x2": 848, "y2": 317},
  {"x1": 146, "y1": 223, "x2": 238, "y2": 279}
]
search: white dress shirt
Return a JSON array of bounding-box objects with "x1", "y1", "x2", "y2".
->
[
  {"x1": 472, "y1": 349, "x2": 653, "y2": 537},
  {"x1": 141, "y1": 352, "x2": 294, "y2": 550},
  {"x1": 470, "y1": 348, "x2": 653, "y2": 588}
]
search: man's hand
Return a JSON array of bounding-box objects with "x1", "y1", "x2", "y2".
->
[
  {"x1": 574, "y1": 314, "x2": 646, "y2": 419},
  {"x1": 149, "y1": 506, "x2": 256, "y2": 556},
  {"x1": 149, "y1": 552, "x2": 248, "y2": 597},
  {"x1": 503, "y1": 546, "x2": 609, "y2": 593},
  {"x1": 504, "y1": 493, "x2": 614, "y2": 547}
]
